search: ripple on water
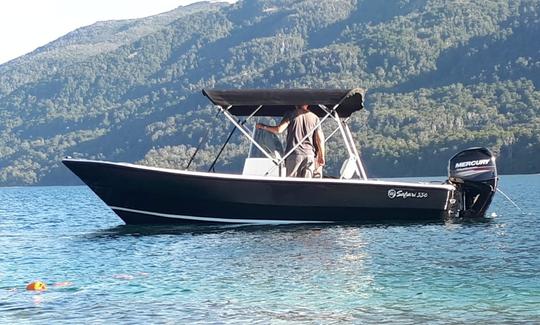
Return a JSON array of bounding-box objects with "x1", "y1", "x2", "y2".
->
[{"x1": 0, "y1": 177, "x2": 539, "y2": 323}]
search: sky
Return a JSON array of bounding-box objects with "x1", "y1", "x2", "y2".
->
[{"x1": 0, "y1": 0, "x2": 235, "y2": 64}]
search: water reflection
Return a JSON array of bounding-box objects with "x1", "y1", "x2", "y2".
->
[
  {"x1": 89, "y1": 223, "x2": 331, "y2": 238},
  {"x1": 86, "y1": 215, "x2": 496, "y2": 238}
]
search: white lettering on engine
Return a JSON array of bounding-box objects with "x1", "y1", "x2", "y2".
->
[{"x1": 455, "y1": 159, "x2": 490, "y2": 169}]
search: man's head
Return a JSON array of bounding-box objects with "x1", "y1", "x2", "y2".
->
[{"x1": 295, "y1": 104, "x2": 309, "y2": 111}]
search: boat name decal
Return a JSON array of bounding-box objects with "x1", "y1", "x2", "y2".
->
[
  {"x1": 387, "y1": 189, "x2": 429, "y2": 199},
  {"x1": 455, "y1": 159, "x2": 490, "y2": 169}
]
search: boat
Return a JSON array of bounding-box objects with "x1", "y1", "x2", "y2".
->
[{"x1": 63, "y1": 88, "x2": 498, "y2": 225}]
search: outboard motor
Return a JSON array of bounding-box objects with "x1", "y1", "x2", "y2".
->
[{"x1": 448, "y1": 147, "x2": 498, "y2": 218}]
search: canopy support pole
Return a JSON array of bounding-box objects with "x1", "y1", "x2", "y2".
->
[
  {"x1": 325, "y1": 117, "x2": 350, "y2": 142},
  {"x1": 209, "y1": 105, "x2": 268, "y2": 172},
  {"x1": 219, "y1": 105, "x2": 276, "y2": 162},
  {"x1": 334, "y1": 112, "x2": 362, "y2": 179},
  {"x1": 318, "y1": 105, "x2": 366, "y2": 180},
  {"x1": 343, "y1": 122, "x2": 367, "y2": 180}
]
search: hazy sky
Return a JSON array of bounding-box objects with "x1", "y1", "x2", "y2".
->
[{"x1": 0, "y1": 0, "x2": 235, "y2": 64}]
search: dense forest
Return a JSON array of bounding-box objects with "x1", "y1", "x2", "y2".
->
[{"x1": 0, "y1": 0, "x2": 539, "y2": 186}]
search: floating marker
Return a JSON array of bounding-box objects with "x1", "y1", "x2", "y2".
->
[{"x1": 26, "y1": 281, "x2": 47, "y2": 291}]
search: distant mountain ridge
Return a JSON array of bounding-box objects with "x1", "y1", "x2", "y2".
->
[
  {"x1": 0, "y1": 0, "x2": 538, "y2": 186},
  {"x1": 0, "y1": 2, "x2": 227, "y2": 94}
]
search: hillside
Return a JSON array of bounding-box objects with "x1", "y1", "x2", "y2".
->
[{"x1": 0, "y1": 0, "x2": 539, "y2": 186}]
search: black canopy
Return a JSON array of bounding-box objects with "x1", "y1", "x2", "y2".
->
[{"x1": 202, "y1": 88, "x2": 365, "y2": 118}]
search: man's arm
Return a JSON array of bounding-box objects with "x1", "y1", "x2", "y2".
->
[
  {"x1": 256, "y1": 117, "x2": 289, "y2": 135},
  {"x1": 314, "y1": 127, "x2": 325, "y2": 166}
]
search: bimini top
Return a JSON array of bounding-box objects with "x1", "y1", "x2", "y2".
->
[{"x1": 202, "y1": 88, "x2": 365, "y2": 118}]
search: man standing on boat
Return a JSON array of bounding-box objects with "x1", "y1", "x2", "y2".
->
[{"x1": 256, "y1": 104, "x2": 325, "y2": 178}]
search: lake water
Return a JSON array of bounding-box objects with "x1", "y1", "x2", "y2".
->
[{"x1": 1, "y1": 175, "x2": 539, "y2": 323}]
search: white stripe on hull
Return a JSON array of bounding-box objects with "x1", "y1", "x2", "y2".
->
[{"x1": 110, "y1": 206, "x2": 334, "y2": 225}]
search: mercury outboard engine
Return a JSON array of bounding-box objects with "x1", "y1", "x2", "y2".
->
[{"x1": 448, "y1": 147, "x2": 498, "y2": 218}]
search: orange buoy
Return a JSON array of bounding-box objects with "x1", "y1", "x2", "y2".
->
[{"x1": 26, "y1": 281, "x2": 47, "y2": 291}]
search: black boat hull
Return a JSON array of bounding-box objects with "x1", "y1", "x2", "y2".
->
[{"x1": 63, "y1": 159, "x2": 458, "y2": 225}]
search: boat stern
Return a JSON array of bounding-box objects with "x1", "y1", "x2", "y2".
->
[{"x1": 448, "y1": 147, "x2": 498, "y2": 218}]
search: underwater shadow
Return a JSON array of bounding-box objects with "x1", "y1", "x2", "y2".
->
[{"x1": 86, "y1": 216, "x2": 494, "y2": 238}]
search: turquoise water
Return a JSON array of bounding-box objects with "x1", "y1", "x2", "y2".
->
[{"x1": 1, "y1": 175, "x2": 539, "y2": 323}]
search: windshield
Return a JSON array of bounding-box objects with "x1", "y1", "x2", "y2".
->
[{"x1": 249, "y1": 127, "x2": 284, "y2": 158}]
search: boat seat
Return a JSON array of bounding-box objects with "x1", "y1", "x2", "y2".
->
[
  {"x1": 340, "y1": 157, "x2": 357, "y2": 179},
  {"x1": 242, "y1": 157, "x2": 285, "y2": 177}
]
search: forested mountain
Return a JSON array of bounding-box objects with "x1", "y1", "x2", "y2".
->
[{"x1": 0, "y1": 0, "x2": 539, "y2": 185}]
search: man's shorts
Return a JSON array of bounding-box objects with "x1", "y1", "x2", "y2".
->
[{"x1": 285, "y1": 155, "x2": 315, "y2": 178}]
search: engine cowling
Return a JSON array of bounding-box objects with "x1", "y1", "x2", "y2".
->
[{"x1": 448, "y1": 147, "x2": 497, "y2": 218}]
